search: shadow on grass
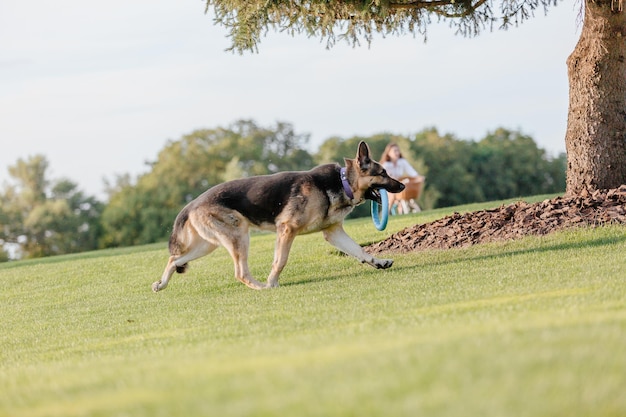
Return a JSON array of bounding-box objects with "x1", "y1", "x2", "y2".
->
[
  {"x1": 415, "y1": 232, "x2": 626, "y2": 269},
  {"x1": 282, "y1": 273, "x2": 348, "y2": 288},
  {"x1": 285, "y1": 231, "x2": 626, "y2": 287}
]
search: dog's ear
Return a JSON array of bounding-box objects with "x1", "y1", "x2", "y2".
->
[{"x1": 356, "y1": 141, "x2": 371, "y2": 170}]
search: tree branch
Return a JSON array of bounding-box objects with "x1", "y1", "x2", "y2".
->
[{"x1": 387, "y1": 0, "x2": 489, "y2": 18}]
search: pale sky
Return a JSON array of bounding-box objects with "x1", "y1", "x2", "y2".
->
[{"x1": 1, "y1": 1, "x2": 581, "y2": 200}]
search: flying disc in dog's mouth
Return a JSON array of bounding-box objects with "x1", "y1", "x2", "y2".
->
[
  {"x1": 365, "y1": 188, "x2": 383, "y2": 204},
  {"x1": 366, "y1": 183, "x2": 404, "y2": 204}
]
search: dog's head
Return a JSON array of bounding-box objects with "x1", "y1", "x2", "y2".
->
[{"x1": 345, "y1": 141, "x2": 405, "y2": 204}]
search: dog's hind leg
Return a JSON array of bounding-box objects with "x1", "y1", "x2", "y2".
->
[
  {"x1": 266, "y1": 223, "x2": 297, "y2": 288},
  {"x1": 218, "y1": 231, "x2": 266, "y2": 290},
  {"x1": 152, "y1": 240, "x2": 217, "y2": 292},
  {"x1": 323, "y1": 224, "x2": 394, "y2": 270}
]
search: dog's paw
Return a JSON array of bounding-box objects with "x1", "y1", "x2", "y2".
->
[
  {"x1": 373, "y1": 258, "x2": 394, "y2": 269},
  {"x1": 152, "y1": 280, "x2": 166, "y2": 292}
]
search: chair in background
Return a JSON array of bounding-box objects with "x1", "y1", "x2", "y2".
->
[{"x1": 393, "y1": 176, "x2": 425, "y2": 214}]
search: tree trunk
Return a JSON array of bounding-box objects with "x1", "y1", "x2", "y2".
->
[{"x1": 565, "y1": 0, "x2": 626, "y2": 195}]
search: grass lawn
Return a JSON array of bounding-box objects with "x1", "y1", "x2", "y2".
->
[{"x1": 1, "y1": 197, "x2": 625, "y2": 417}]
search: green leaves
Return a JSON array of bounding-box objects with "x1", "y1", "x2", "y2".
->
[
  {"x1": 100, "y1": 120, "x2": 314, "y2": 247},
  {"x1": 0, "y1": 155, "x2": 103, "y2": 259},
  {"x1": 205, "y1": 0, "x2": 559, "y2": 53},
  {"x1": 411, "y1": 127, "x2": 565, "y2": 207}
]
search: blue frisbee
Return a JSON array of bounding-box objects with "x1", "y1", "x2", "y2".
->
[{"x1": 371, "y1": 189, "x2": 389, "y2": 231}]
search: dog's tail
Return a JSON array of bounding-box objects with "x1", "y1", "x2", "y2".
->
[{"x1": 169, "y1": 207, "x2": 190, "y2": 274}]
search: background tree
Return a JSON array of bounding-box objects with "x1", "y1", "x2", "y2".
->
[
  {"x1": 411, "y1": 128, "x2": 484, "y2": 207},
  {"x1": 100, "y1": 176, "x2": 145, "y2": 248},
  {"x1": 318, "y1": 127, "x2": 565, "y2": 208},
  {"x1": 315, "y1": 133, "x2": 413, "y2": 165},
  {"x1": 100, "y1": 120, "x2": 314, "y2": 247},
  {"x1": 412, "y1": 127, "x2": 566, "y2": 206},
  {"x1": 469, "y1": 128, "x2": 566, "y2": 201},
  {"x1": 0, "y1": 156, "x2": 103, "y2": 259},
  {"x1": 204, "y1": 0, "x2": 625, "y2": 196}
]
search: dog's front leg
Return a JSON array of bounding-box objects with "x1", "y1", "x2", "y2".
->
[
  {"x1": 266, "y1": 223, "x2": 297, "y2": 288},
  {"x1": 323, "y1": 225, "x2": 394, "y2": 269}
]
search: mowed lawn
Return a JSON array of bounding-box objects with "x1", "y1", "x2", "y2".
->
[{"x1": 1, "y1": 198, "x2": 625, "y2": 417}]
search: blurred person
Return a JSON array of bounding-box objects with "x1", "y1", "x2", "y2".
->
[{"x1": 380, "y1": 143, "x2": 424, "y2": 214}]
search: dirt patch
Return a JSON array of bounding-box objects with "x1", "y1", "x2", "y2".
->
[{"x1": 366, "y1": 185, "x2": 626, "y2": 255}]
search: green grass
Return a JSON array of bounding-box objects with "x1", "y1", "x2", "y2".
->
[{"x1": 1, "y1": 196, "x2": 625, "y2": 417}]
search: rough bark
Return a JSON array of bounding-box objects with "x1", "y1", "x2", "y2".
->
[{"x1": 565, "y1": 0, "x2": 626, "y2": 195}]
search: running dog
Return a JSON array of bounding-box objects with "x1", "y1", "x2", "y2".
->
[{"x1": 152, "y1": 141, "x2": 405, "y2": 292}]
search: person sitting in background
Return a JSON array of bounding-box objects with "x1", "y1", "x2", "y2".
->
[
  {"x1": 379, "y1": 143, "x2": 424, "y2": 214},
  {"x1": 380, "y1": 143, "x2": 418, "y2": 180}
]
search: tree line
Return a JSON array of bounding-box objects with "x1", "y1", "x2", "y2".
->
[{"x1": 0, "y1": 120, "x2": 565, "y2": 260}]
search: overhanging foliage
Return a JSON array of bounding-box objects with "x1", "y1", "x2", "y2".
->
[{"x1": 205, "y1": 0, "x2": 559, "y2": 52}]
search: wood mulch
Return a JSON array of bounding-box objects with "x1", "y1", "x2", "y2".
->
[{"x1": 365, "y1": 185, "x2": 626, "y2": 255}]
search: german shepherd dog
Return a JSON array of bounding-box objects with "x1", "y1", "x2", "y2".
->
[{"x1": 152, "y1": 141, "x2": 405, "y2": 292}]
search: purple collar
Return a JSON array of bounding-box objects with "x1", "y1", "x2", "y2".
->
[{"x1": 340, "y1": 167, "x2": 354, "y2": 199}]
